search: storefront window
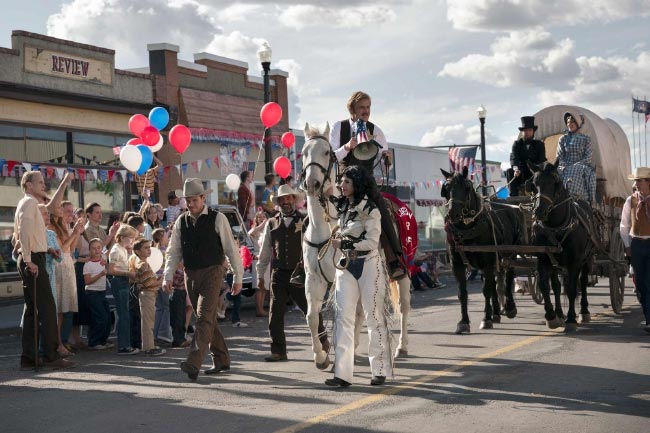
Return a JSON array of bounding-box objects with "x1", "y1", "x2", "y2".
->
[
  {"x1": 217, "y1": 181, "x2": 236, "y2": 206},
  {"x1": 26, "y1": 127, "x2": 67, "y2": 163},
  {"x1": 85, "y1": 178, "x2": 125, "y2": 223},
  {"x1": 74, "y1": 132, "x2": 124, "y2": 166},
  {"x1": 0, "y1": 125, "x2": 25, "y2": 161}
]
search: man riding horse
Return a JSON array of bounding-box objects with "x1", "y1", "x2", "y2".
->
[
  {"x1": 329, "y1": 91, "x2": 406, "y2": 279},
  {"x1": 508, "y1": 116, "x2": 547, "y2": 196}
]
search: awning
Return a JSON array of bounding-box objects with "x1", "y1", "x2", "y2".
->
[{"x1": 416, "y1": 199, "x2": 446, "y2": 207}]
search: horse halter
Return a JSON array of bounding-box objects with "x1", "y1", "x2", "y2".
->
[
  {"x1": 533, "y1": 176, "x2": 568, "y2": 222},
  {"x1": 446, "y1": 178, "x2": 482, "y2": 225},
  {"x1": 299, "y1": 135, "x2": 336, "y2": 199}
]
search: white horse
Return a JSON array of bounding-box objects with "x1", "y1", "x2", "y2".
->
[{"x1": 300, "y1": 123, "x2": 412, "y2": 370}]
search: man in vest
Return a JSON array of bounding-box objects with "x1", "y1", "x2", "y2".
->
[
  {"x1": 508, "y1": 116, "x2": 546, "y2": 196},
  {"x1": 256, "y1": 185, "x2": 329, "y2": 361},
  {"x1": 620, "y1": 167, "x2": 650, "y2": 334},
  {"x1": 164, "y1": 178, "x2": 244, "y2": 380},
  {"x1": 329, "y1": 91, "x2": 406, "y2": 279}
]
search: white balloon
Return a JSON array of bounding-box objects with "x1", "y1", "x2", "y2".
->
[
  {"x1": 149, "y1": 135, "x2": 164, "y2": 153},
  {"x1": 120, "y1": 145, "x2": 143, "y2": 172},
  {"x1": 225, "y1": 173, "x2": 241, "y2": 191},
  {"x1": 147, "y1": 246, "x2": 164, "y2": 273}
]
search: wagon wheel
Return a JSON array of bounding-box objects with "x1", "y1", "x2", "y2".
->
[
  {"x1": 608, "y1": 227, "x2": 626, "y2": 314},
  {"x1": 528, "y1": 272, "x2": 544, "y2": 305}
]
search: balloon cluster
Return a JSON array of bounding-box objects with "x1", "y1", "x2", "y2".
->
[
  {"x1": 120, "y1": 107, "x2": 193, "y2": 175},
  {"x1": 260, "y1": 102, "x2": 295, "y2": 179}
]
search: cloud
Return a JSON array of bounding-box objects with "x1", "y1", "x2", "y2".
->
[
  {"x1": 446, "y1": 0, "x2": 650, "y2": 32},
  {"x1": 438, "y1": 28, "x2": 579, "y2": 88},
  {"x1": 47, "y1": 0, "x2": 219, "y2": 67},
  {"x1": 203, "y1": 30, "x2": 266, "y2": 63},
  {"x1": 278, "y1": 4, "x2": 396, "y2": 30}
]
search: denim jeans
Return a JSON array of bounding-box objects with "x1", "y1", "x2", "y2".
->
[
  {"x1": 60, "y1": 312, "x2": 74, "y2": 343},
  {"x1": 129, "y1": 284, "x2": 141, "y2": 350},
  {"x1": 631, "y1": 237, "x2": 650, "y2": 325},
  {"x1": 169, "y1": 288, "x2": 187, "y2": 345},
  {"x1": 153, "y1": 289, "x2": 172, "y2": 341},
  {"x1": 226, "y1": 292, "x2": 242, "y2": 323},
  {"x1": 110, "y1": 276, "x2": 131, "y2": 350},
  {"x1": 85, "y1": 290, "x2": 111, "y2": 347}
]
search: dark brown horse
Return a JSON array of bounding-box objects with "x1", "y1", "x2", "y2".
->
[
  {"x1": 528, "y1": 161, "x2": 595, "y2": 332},
  {"x1": 441, "y1": 168, "x2": 519, "y2": 333}
]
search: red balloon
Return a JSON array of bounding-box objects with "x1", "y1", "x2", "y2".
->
[
  {"x1": 260, "y1": 102, "x2": 283, "y2": 128},
  {"x1": 141, "y1": 126, "x2": 160, "y2": 146},
  {"x1": 273, "y1": 156, "x2": 291, "y2": 179},
  {"x1": 128, "y1": 114, "x2": 149, "y2": 137},
  {"x1": 169, "y1": 124, "x2": 191, "y2": 154},
  {"x1": 281, "y1": 132, "x2": 295, "y2": 149},
  {"x1": 126, "y1": 138, "x2": 144, "y2": 146}
]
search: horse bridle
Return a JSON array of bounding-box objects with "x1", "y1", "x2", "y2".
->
[
  {"x1": 299, "y1": 135, "x2": 336, "y2": 197},
  {"x1": 532, "y1": 176, "x2": 571, "y2": 223},
  {"x1": 446, "y1": 179, "x2": 483, "y2": 225}
]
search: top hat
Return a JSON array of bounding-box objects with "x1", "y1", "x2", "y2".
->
[
  {"x1": 179, "y1": 178, "x2": 212, "y2": 198},
  {"x1": 518, "y1": 116, "x2": 537, "y2": 131},
  {"x1": 271, "y1": 184, "x2": 305, "y2": 205},
  {"x1": 627, "y1": 167, "x2": 650, "y2": 180}
]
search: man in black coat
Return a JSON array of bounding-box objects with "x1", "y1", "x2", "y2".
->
[{"x1": 508, "y1": 116, "x2": 546, "y2": 196}]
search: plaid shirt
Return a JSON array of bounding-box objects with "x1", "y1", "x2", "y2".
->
[{"x1": 556, "y1": 131, "x2": 596, "y2": 203}]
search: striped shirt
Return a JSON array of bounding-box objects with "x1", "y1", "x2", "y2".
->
[{"x1": 134, "y1": 257, "x2": 160, "y2": 291}]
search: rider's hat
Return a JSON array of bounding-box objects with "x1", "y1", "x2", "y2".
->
[
  {"x1": 518, "y1": 116, "x2": 537, "y2": 131},
  {"x1": 627, "y1": 167, "x2": 650, "y2": 180}
]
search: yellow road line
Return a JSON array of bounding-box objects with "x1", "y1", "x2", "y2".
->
[{"x1": 273, "y1": 333, "x2": 552, "y2": 433}]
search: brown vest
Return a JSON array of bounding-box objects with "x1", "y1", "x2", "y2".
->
[
  {"x1": 630, "y1": 196, "x2": 650, "y2": 236},
  {"x1": 270, "y1": 213, "x2": 304, "y2": 270}
]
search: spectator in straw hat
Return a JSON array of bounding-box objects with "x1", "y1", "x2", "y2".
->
[
  {"x1": 163, "y1": 178, "x2": 244, "y2": 380},
  {"x1": 620, "y1": 167, "x2": 650, "y2": 334}
]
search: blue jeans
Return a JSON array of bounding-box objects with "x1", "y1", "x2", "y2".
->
[
  {"x1": 154, "y1": 289, "x2": 172, "y2": 340},
  {"x1": 631, "y1": 237, "x2": 650, "y2": 325},
  {"x1": 110, "y1": 276, "x2": 131, "y2": 350},
  {"x1": 226, "y1": 292, "x2": 242, "y2": 323},
  {"x1": 86, "y1": 290, "x2": 111, "y2": 347},
  {"x1": 169, "y1": 288, "x2": 187, "y2": 345},
  {"x1": 60, "y1": 312, "x2": 73, "y2": 343}
]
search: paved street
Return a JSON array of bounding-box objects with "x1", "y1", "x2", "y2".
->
[{"x1": 1, "y1": 278, "x2": 648, "y2": 433}]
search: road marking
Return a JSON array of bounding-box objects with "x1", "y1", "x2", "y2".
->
[{"x1": 273, "y1": 333, "x2": 553, "y2": 433}]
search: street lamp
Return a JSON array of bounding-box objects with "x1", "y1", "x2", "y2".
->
[
  {"x1": 257, "y1": 42, "x2": 273, "y2": 174},
  {"x1": 477, "y1": 104, "x2": 487, "y2": 196}
]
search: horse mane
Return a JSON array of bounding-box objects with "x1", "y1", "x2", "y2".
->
[{"x1": 305, "y1": 125, "x2": 325, "y2": 140}]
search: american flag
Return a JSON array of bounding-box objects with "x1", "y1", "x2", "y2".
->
[
  {"x1": 448, "y1": 146, "x2": 477, "y2": 172},
  {"x1": 354, "y1": 120, "x2": 370, "y2": 143}
]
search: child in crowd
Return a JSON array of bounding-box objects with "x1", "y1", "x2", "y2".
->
[
  {"x1": 108, "y1": 225, "x2": 139, "y2": 355},
  {"x1": 132, "y1": 238, "x2": 166, "y2": 356},
  {"x1": 127, "y1": 215, "x2": 146, "y2": 236},
  {"x1": 84, "y1": 238, "x2": 113, "y2": 350},
  {"x1": 152, "y1": 228, "x2": 172, "y2": 344},
  {"x1": 170, "y1": 262, "x2": 191, "y2": 347}
]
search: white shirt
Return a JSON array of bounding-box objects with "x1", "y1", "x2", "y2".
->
[
  {"x1": 83, "y1": 260, "x2": 107, "y2": 291},
  {"x1": 329, "y1": 119, "x2": 388, "y2": 164},
  {"x1": 620, "y1": 194, "x2": 650, "y2": 247},
  {"x1": 108, "y1": 243, "x2": 130, "y2": 273},
  {"x1": 163, "y1": 205, "x2": 244, "y2": 284},
  {"x1": 256, "y1": 213, "x2": 300, "y2": 279},
  {"x1": 14, "y1": 194, "x2": 47, "y2": 263}
]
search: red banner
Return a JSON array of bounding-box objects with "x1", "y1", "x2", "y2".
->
[{"x1": 381, "y1": 192, "x2": 418, "y2": 264}]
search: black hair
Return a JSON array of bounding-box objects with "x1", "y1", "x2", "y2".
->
[
  {"x1": 279, "y1": 175, "x2": 294, "y2": 186},
  {"x1": 127, "y1": 215, "x2": 145, "y2": 229},
  {"x1": 240, "y1": 171, "x2": 250, "y2": 183},
  {"x1": 85, "y1": 202, "x2": 101, "y2": 215},
  {"x1": 264, "y1": 173, "x2": 275, "y2": 186},
  {"x1": 340, "y1": 165, "x2": 377, "y2": 208}
]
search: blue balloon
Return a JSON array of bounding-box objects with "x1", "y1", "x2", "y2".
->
[
  {"x1": 136, "y1": 144, "x2": 153, "y2": 176},
  {"x1": 149, "y1": 107, "x2": 170, "y2": 131}
]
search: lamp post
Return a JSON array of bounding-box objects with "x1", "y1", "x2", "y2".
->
[
  {"x1": 257, "y1": 42, "x2": 273, "y2": 174},
  {"x1": 477, "y1": 104, "x2": 487, "y2": 196}
]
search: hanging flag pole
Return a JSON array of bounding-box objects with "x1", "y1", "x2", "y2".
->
[{"x1": 632, "y1": 97, "x2": 637, "y2": 168}]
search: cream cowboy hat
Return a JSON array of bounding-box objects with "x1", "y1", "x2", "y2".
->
[
  {"x1": 179, "y1": 178, "x2": 212, "y2": 198},
  {"x1": 271, "y1": 184, "x2": 304, "y2": 205},
  {"x1": 627, "y1": 167, "x2": 650, "y2": 180}
]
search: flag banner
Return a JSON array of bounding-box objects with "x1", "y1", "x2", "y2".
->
[
  {"x1": 112, "y1": 146, "x2": 121, "y2": 156},
  {"x1": 354, "y1": 120, "x2": 370, "y2": 143},
  {"x1": 448, "y1": 146, "x2": 478, "y2": 172},
  {"x1": 633, "y1": 98, "x2": 650, "y2": 114}
]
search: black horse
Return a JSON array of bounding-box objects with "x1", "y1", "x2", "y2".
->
[
  {"x1": 441, "y1": 168, "x2": 519, "y2": 334},
  {"x1": 528, "y1": 161, "x2": 595, "y2": 332}
]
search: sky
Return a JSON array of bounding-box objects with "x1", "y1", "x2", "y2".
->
[{"x1": 1, "y1": 0, "x2": 649, "y2": 168}]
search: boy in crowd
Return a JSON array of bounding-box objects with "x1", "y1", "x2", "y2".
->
[
  {"x1": 132, "y1": 238, "x2": 166, "y2": 356},
  {"x1": 84, "y1": 238, "x2": 113, "y2": 350}
]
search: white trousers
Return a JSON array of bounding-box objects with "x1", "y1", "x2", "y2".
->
[{"x1": 334, "y1": 252, "x2": 392, "y2": 383}]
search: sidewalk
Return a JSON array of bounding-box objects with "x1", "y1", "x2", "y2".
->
[{"x1": 0, "y1": 299, "x2": 23, "y2": 335}]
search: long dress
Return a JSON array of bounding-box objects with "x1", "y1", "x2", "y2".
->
[
  {"x1": 46, "y1": 229, "x2": 63, "y2": 309},
  {"x1": 56, "y1": 229, "x2": 79, "y2": 313}
]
